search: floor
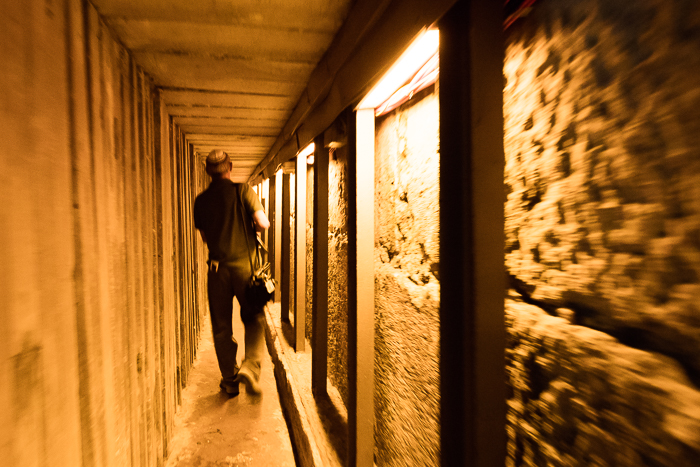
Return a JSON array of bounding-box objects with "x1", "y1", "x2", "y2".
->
[{"x1": 165, "y1": 303, "x2": 297, "y2": 467}]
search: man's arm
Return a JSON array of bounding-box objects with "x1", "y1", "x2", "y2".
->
[{"x1": 252, "y1": 210, "x2": 270, "y2": 232}]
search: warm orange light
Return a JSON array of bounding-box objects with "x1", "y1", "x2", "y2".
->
[
  {"x1": 298, "y1": 142, "x2": 314, "y2": 158},
  {"x1": 297, "y1": 142, "x2": 315, "y2": 164},
  {"x1": 357, "y1": 29, "x2": 439, "y2": 110}
]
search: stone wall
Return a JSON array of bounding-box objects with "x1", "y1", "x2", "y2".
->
[
  {"x1": 307, "y1": 166, "x2": 315, "y2": 342},
  {"x1": 374, "y1": 86, "x2": 441, "y2": 466},
  {"x1": 504, "y1": 0, "x2": 700, "y2": 465},
  {"x1": 1, "y1": 1, "x2": 205, "y2": 465},
  {"x1": 328, "y1": 146, "x2": 350, "y2": 406}
]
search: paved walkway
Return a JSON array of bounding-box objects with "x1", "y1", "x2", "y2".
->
[{"x1": 165, "y1": 304, "x2": 296, "y2": 467}]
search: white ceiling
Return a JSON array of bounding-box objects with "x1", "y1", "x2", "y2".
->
[{"x1": 90, "y1": 0, "x2": 354, "y2": 181}]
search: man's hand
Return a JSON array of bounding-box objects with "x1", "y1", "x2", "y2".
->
[{"x1": 252, "y1": 210, "x2": 270, "y2": 232}]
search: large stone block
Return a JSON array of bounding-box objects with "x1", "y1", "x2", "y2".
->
[
  {"x1": 505, "y1": 0, "x2": 700, "y2": 464},
  {"x1": 505, "y1": 0, "x2": 700, "y2": 379},
  {"x1": 506, "y1": 295, "x2": 700, "y2": 467}
]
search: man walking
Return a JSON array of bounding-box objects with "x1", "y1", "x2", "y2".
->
[{"x1": 194, "y1": 149, "x2": 270, "y2": 396}]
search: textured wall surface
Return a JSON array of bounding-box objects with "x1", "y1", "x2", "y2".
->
[
  {"x1": 306, "y1": 166, "x2": 314, "y2": 342},
  {"x1": 1, "y1": 1, "x2": 206, "y2": 465},
  {"x1": 374, "y1": 87, "x2": 441, "y2": 466},
  {"x1": 328, "y1": 146, "x2": 350, "y2": 406},
  {"x1": 504, "y1": 0, "x2": 700, "y2": 465},
  {"x1": 507, "y1": 293, "x2": 700, "y2": 466}
]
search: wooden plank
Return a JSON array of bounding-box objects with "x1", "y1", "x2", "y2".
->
[
  {"x1": 91, "y1": 0, "x2": 351, "y2": 31},
  {"x1": 132, "y1": 60, "x2": 148, "y2": 467},
  {"x1": 106, "y1": 18, "x2": 335, "y2": 62},
  {"x1": 439, "y1": 1, "x2": 506, "y2": 465},
  {"x1": 168, "y1": 121, "x2": 178, "y2": 406},
  {"x1": 133, "y1": 52, "x2": 309, "y2": 94},
  {"x1": 66, "y1": 0, "x2": 109, "y2": 463},
  {"x1": 88, "y1": 8, "x2": 120, "y2": 467},
  {"x1": 174, "y1": 126, "x2": 184, "y2": 401},
  {"x1": 160, "y1": 101, "x2": 173, "y2": 456},
  {"x1": 176, "y1": 125, "x2": 281, "y2": 136},
  {"x1": 153, "y1": 88, "x2": 169, "y2": 459},
  {"x1": 160, "y1": 89, "x2": 296, "y2": 112},
  {"x1": 142, "y1": 71, "x2": 159, "y2": 467},
  {"x1": 103, "y1": 19, "x2": 131, "y2": 467},
  {"x1": 0, "y1": 0, "x2": 80, "y2": 465},
  {"x1": 312, "y1": 136, "x2": 329, "y2": 394},
  {"x1": 172, "y1": 116, "x2": 286, "y2": 128},
  {"x1": 295, "y1": 155, "x2": 307, "y2": 351},
  {"x1": 348, "y1": 109, "x2": 375, "y2": 467},
  {"x1": 166, "y1": 105, "x2": 290, "y2": 120}
]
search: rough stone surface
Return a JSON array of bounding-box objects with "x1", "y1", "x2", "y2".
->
[
  {"x1": 328, "y1": 146, "x2": 350, "y2": 407},
  {"x1": 307, "y1": 166, "x2": 315, "y2": 343},
  {"x1": 374, "y1": 87, "x2": 440, "y2": 466},
  {"x1": 506, "y1": 293, "x2": 700, "y2": 467},
  {"x1": 504, "y1": 0, "x2": 700, "y2": 465}
]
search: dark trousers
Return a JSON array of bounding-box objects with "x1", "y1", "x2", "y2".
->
[{"x1": 207, "y1": 262, "x2": 265, "y2": 384}]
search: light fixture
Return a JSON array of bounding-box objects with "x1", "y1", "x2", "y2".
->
[
  {"x1": 298, "y1": 142, "x2": 315, "y2": 165},
  {"x1": 357, "y1": 28, "x2": 439, "y2": 110}
]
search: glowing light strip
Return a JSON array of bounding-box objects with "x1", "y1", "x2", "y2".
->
[
  {"x1": 298, "y1": 142, "x2": 315, "y2": 158},
  {"x1": 297, "y1": 142, "x2": 315, "y2": 165},
  {"x1": 357, "y1": 29, "x2": 439, "y2": 110}
]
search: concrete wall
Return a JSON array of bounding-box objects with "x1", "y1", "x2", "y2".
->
[
  {"x1": 1, "y1": 1, "x2": 205, "y2": 465},
  {"x1": 504, "y1": 0, "x2": 700, "y2": 465},
  {"x1": 373, "y1": 86, "x2": 441, "y2": 466}
]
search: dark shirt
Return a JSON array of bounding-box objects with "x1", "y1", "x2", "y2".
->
[{"x1": 194, "y1": 179, "x2": 263, "y2": 265}]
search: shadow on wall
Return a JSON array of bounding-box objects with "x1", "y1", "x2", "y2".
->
[{"x1": 504, "y1": 0, "x2": 700, "y2": 465}]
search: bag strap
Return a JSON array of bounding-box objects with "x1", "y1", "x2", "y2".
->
[{"x1": 238, "y1": 184, "x2": 257, "y2": 274}]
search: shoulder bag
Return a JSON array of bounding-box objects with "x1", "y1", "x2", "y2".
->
[{"x1": 239, "y1": 185, "x2": 275, "y2": 314}]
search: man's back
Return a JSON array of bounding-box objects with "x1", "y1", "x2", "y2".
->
[{"x1": 194, "y1": 179, "x2": 262, "y2": 265}]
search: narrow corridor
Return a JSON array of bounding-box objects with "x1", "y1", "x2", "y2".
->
[
  {"x1": 165, "y1": 304, "x2": 295, "y2": 467},
  {"x1": 6, "y1": 1, "x2": 700, "y2": 466}
]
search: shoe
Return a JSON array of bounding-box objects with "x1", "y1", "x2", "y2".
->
[
  {"x1": 236, "y1": 363, "x2": 262, "y2": 394},
  {"x1": 220, "y1": 378, "x2": 240, "y2": 397}
]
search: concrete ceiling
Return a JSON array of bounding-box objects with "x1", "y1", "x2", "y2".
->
[{"x1": 91, "y1": 0, "x2": 354, "y2": 181}]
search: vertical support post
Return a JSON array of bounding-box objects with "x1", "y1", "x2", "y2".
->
[
  {"x1": 268, "y1": 174, "x2": 277, "y2": 299},
  {"x1": 262, "y1": 178, "x2": 270, "y2": 263},
  {"x1": 312, "y1": 135, "x2": 328, "y2": 395},
  {"x1": 439, "y1": 0, "x2": 506, "y2": 466},
  {"x1": 274, "y1": 171, "x2": 283, "y2": 303},
  {"x1": 348, "y1": 109, "x2": 375, "y2": 467},
  {"x1": 295, "y1": 155, "x2": 307, "y2": 352},
  {"x1": 281, "y1": 172, "x2": 291, "y2": 321}
]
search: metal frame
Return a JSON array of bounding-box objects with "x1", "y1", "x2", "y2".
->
[
  {"x1": 281, "y1": 172, "x2": 291, "y2": 322},
  {"x1": 295, "y1": 155, "x2": 307, "y2": 351},
  {"x1": 348, "y1": 108, "x2": 376, "y2": 467},
  {"x1": 439, "y1": 0, "x2": 506, "y2": 465},
  {"x1": 311, "y1": 135, "x2": 329, "y2": 394}
]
